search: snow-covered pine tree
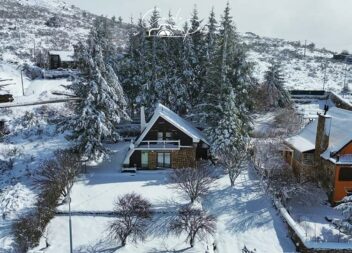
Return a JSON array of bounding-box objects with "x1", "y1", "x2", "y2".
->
[
  {"x1": 117, "y1": 17, "x2": 149, "y2": 116},
  {"x1": 166, "y1": 10, "x2": 176, "y2": 26},
  {"x1": 203, "y1": 2, "x2": 253, "y2": 129},
  {"x1": 263, "y1": 62, "x2": 291, "y2": 108},
  {"x1": 334, "y1": 195, "x2": 352, "y2": 235},
  {"x1": 203, "y1": 3, "x2": 252, "y2": 185},
  {"x1": 149, "y1": 6, "x2": 160, "y2": 29},
  {"x1": 207, "y1": 89, "x2": 249, "y2": 186},
  {"x1": 64, "y1": 20, "x2": 128, "y2": 161},
  {"x1": 206, "y1": 7, "x2": 218, "y2": 62}
]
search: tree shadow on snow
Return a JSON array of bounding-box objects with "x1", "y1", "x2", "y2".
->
[{"x1": 74, "y1": 239, "x2": 122, "y2": 253}]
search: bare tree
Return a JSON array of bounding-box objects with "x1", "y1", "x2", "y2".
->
[
  {"x1": 108, "y1": 193, "x2": 152, "y2": 246},
  {"x1": 219, "y1": 145, "x2": 248, "y2": 186},
  {"x1": 169, "y1": 206, "x2": 216, "y2": 247},
  {"x1": 253, "y1": 139, "x2": 311, "y2": 203},
  {"x1": 35, "y1": 149, "x2": 81, "y2": 200},
  {"x1": 169, "y1": 166, "x2": 216, "y2": 204}
]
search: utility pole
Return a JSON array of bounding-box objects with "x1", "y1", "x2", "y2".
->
[
  {"x1": 68, "y1": 190, "x2": 73, "y2": 253},
  {"x1": 33, "y1": 38, "x2": 36, "y2": 60},
  {"x1": 323, "y1": 62, "x2": 328, "y2": 91},
  {"x1": 20, "y1": 70, "x2": 25, "y2": 96},
  {"x1": 303, "y1": 40, "x2": 307, "y2": 58}
]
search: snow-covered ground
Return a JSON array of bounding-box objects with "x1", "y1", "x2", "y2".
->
[
  {"x1": 0, "y1": 62, "x2": 73, "y2": 251},
  {"x1": 287, "y1": 185, "x2": 352, "y2": 244},
  {"x1": 30, "y1": 142, "x2": 295, "y2": 253}
]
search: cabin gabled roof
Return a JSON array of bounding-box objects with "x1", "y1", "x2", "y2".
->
[
  {"x1": 285, "y1": 107, "x2": 352, "y2": 155},
  {"x1": 135, "y1": 103, "x2": 209, "y2": 146}
]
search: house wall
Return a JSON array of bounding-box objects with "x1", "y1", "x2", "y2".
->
[
  {"x1": 171, "y1": 147, "x2": 196, "y2": 168},
  {"x1": 142, "y1": 117, "x2": 193, "y2": 146},
  {"x1": 288, "y1": 148, "x2": 315, "y2": 181},
  {"x1": 339, "y1": 141, "x2": 352, "y2": 155},
  {"x1": 128, "y1": 147, "x2": 197, "y2": 169},
  {"x1": 333, "y1": 165, "x2": 352, "y2": 202},
  {"x1": 148, "y1": 152, "x2": 157, "y2": 169},
  {"x1": 129, "y1": 150, "x2": 141, "y2": 167},
  {"x1": 320, "y1": 159, "x2": 336, "y2": 200}
]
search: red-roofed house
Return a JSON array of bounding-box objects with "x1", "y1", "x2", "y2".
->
[{"x1": 284, "y1": 107, "x2": 352, "y2": 202}]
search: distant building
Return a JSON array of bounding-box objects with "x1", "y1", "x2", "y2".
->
[
  {"x1": 333, "y1": 53, "x2": 352, "y2": 64},
  {"x1": 123, "y1": 104, "x2": 211, "y2": 170},
  {"x1": 48, "y1": 50, "x2": 76, "y2": 69},
  {"x1": 284, "y1": 107, "x2": 352, "y2": 202}
]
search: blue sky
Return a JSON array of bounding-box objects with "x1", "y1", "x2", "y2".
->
[{"x1": 65, "y1": 0, "x2": 352, "y2": 52}]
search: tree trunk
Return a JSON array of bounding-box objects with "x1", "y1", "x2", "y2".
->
[{"x1": 190, "y1": 236, "x2": 195, "y2": 247}]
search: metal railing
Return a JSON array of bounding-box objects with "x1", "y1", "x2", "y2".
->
[{"x1": 138, "y1": 140, "x2": 181, "y2": 149}]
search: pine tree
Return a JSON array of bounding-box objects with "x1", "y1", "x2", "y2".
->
[
  {"x1": 64, "y1": 20, "x2": 128, "y2": 160},
  {"x1": 206, "y1": 7, "x2": 218, "y2": 61},
  {"x1": 263, "y1": 62, "x2": 291, "y2": 108},
  {"x1": 207, "y1": 89, "x2": 249, "y2": 186},
  {"x1": 167, "y1": 10, "x2": 176, "y2": 26},
  {"x1": 204, "y1": 3, "x2": 253, "y2": 185},
  {"x1": 149, "y1": 6, "x2": 160, "y2": 29}
]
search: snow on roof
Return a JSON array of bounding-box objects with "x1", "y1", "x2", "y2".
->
[
  {"x1": 285, "y1": 121, "x2": 317, "y2": 152},
  {"x1": 286, "y1": 107, "x2": 352, "y2": 154},
  {"x1": 49, "y1": 51, "x2": 74, "y2": 62},
  {"x1": 135, "y1": 103, "x2": 209, "y2": 146}
]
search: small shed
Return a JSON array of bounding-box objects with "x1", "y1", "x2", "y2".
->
[{"x1": 48, "y1": 51, "x2": 76, "y2": 69}]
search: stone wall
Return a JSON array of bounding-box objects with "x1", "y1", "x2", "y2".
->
[{"x1": 171, "y1": 147, "x2": 196, "y2": 168}]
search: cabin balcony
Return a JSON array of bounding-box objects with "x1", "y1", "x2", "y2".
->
[{"x1": 135, "y1": 140, "x2": 181, "y2": 150}]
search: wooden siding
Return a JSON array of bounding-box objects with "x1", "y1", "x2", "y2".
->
[{"x1": 142, "y1": 117, "x2": 193, "y2": 146}]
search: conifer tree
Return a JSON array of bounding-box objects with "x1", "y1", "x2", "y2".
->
[
  {"x1": 204, "y1": 3, "x2": 253, "y2": 182},
  {"x1": 64, "y1": 20, "x2": 128, "y2": 160},
  {"x1": 263, "y1": 62, "x2": 291, "y2": 108}
]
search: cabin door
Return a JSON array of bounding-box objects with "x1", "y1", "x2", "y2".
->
[
  {"x1": 157, "y1": 152, "x2": 171, "y2": 168},
  {"x1": 141, "y1": 152, "x2": 149, "y2": 168}
]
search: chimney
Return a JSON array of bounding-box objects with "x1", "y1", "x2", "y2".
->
[
  {"x1": 140, "y1": 106, "x2": 146, "y2": 133},
  {"x1": 314, "y1": 113, "x2": 332, "y2": 163}
]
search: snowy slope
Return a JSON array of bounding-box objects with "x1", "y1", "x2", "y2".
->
[
  {"x1": 242, "y1": 32, "x2": 352, "y2": 103},
  {"x1": 0, "y1": 0, "x2": 129, "y2": 64}
]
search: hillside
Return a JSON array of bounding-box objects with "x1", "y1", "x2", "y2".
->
[
  {"x1": 243, "y1": 33, "x2": 351, "y2": 95},
  {"x1": 0, "y1": 0, "x2": 129, "y2": 64}
]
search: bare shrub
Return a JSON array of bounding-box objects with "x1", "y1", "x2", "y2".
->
[
  {"x1": 169, "y1": 206, "x2": 216, "y2": 247},
  {"x1": 253, "y1": 139, "x2": 308, "y2": 202},
  {"x1": 169, "y1": 166, "x2": 216, "y2": 204},
  {"x1": 35, "y1": 149, "x2": 81, "y2": 200},
  {"x1": 13, "y1": 214, "x2": 42, "y2": 252},
  {"x1": 108, "y1": 193, "x2": 152, "y2": 246}
]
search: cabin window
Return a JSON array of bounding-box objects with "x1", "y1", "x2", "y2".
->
[
  {"x1": 165, "y1": 132, "x2": 172, "y2": 140},
  {"x1": 293, "y1": 150, "x2": 301, "y2": 161},
  {"x1": 157, "y1": 132, "x2": 163, "y2": 140},
  {"x1": 157, "y1": 152, "x2": 171, "y2": 168},
  {"x1": 338, "y1": 167, "x2": 352, "y2": 181},
  {"x1": 141, "y1": 152, "x2": 149, "y2": 168},
  {"x1": 302, "y1": 153, "x2": 314, "y2": 165}
]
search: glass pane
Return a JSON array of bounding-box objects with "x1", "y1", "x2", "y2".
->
[
  {"x1": 157, "y1": 132, "x2": 163, "y2": 140},
  {"x1": 141, "y1": 152, "x2": 148, "y2": 168},
  {"x1": 165, "y1": 132, "x2": 172, "y2": 140},
  {"x1": 164, "y1": 153, "x2": 171, "y2": 167},
  {"x1": 157, "y1": 153, "x2": 164, "y2": 167}
]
